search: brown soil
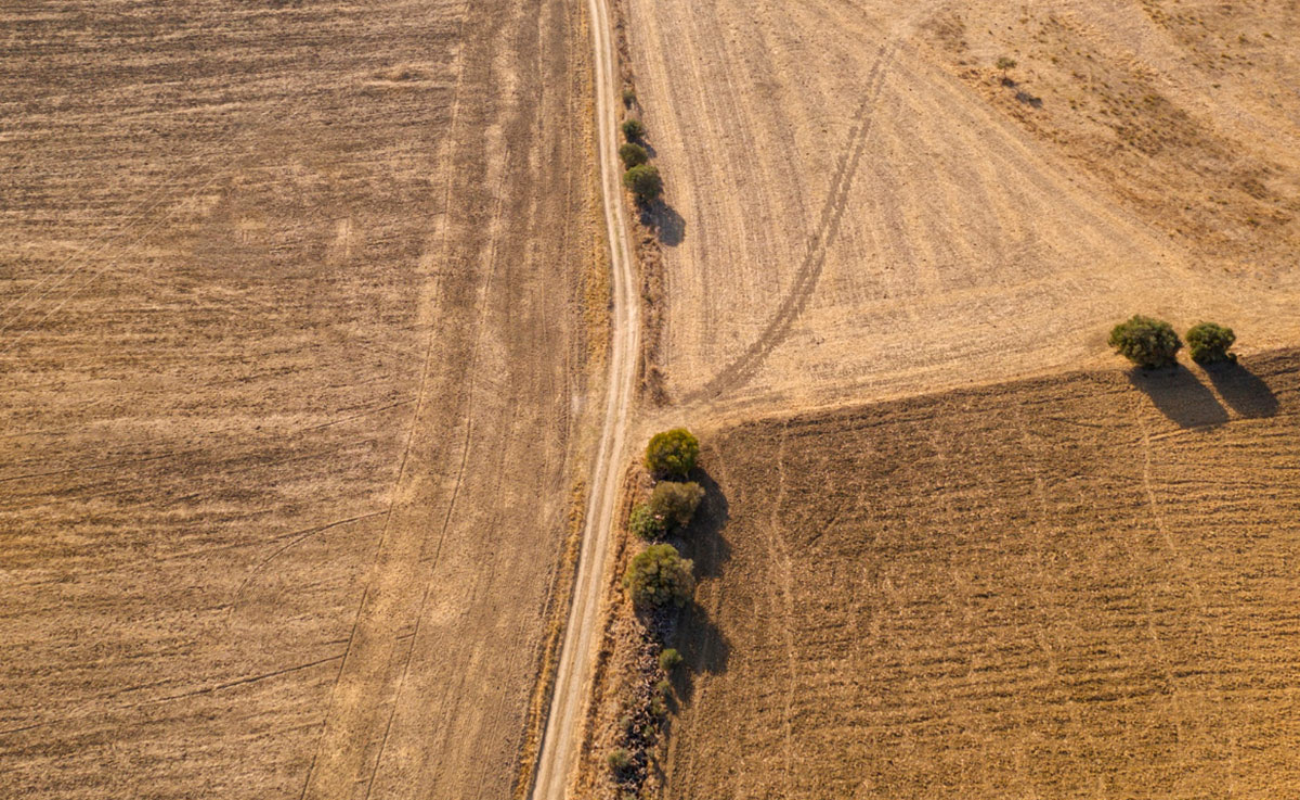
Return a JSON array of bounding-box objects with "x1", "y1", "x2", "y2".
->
[
  {"x1": 666, "y1": 349, "x2": 1300, "y2": 799},
  {"x1": 0, "y1": 2, "x2": 601, "y2": 799},
  {"x1": 621, "y1": 0, "x2": 1300, "y2": 415}
]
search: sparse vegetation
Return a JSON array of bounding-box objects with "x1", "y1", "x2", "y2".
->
[
  {"x1": 996, "y1": 56, "x2": 1018, "y2": 71},
  {"x1": 644, "y1": 428, "x2": 700, "y2": 478},
  {"x1": 659, "y1": 648, "x2": 683, "y2": 672},
  {"x1": 621, "y1": 117, "x2": 646, "y2": 141},
  {"x1": 623, "y1": 164, "x2": 663, "y2": 204},
  {"x1": 619, "y1": 142, "x2": 648, "y2": 169},
  {"x1": 624, "y1": 543, "x2": 695, "y2": 609},
  {"x1": 622, "y1": 87, "x2": 637, "y2": 106},
  {"x1": 648, "y1": 480, "x2": 705, "y2": 530},
  {"x1": 607, "y1": 748, "x2": 633, "y2": 776},
  {"x1": 1186, "y1": 322, "x2": 1236, "y2": 364},
  {"x1": 1108, "y1": 315, "x2": 1182, "y2": 368},
  {"x1": 628, "y1": 503, "x2": 667, "y2": 541}
]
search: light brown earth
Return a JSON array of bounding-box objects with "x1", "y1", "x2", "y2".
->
[
  {"x1": 668, "y1": 349, "x2": 1300, "y2": 799},
  {"x1": 0, "y1": 2, "x2": 602, "y2": 799},
  {"x1": 622, "y1": 0, "x2": 1300, "y2": 415}
]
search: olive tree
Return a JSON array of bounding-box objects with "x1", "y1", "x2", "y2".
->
[
  {"x1": 1108, "y1": 315, "x2": 1182, "y2": 368},
  {"x1": 644, "y1": 428, "x2": 699, "y2": 478},
  {"x1": 624, "y1": 543, "x2": 695, "y2": 609},
  {"x1": 622, "y1": 164, "x2": 663, "y2": 205},
  {"x1": 1186, "y1": 322, "x2": 1236, "y2": 364},
  {"x1": 648, "y1": 480, "x2": 705, "y2": 530}
]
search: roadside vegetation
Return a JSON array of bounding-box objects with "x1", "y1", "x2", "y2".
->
[{"x1": 606, "y1": 428, "x2": 710, "y2": 796}]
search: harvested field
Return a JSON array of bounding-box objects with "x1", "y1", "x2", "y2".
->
[
  {"x1": 0, "y1": 2, "x2": 600, "y2": 799},
  {"x1": 667, "y1": 349, "x2": 1300, "y2": 799},
  {"x1": 621, "y1": 0, "x2": 1300, "y2": 412}
]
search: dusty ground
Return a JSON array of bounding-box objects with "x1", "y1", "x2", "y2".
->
[
  {"x1": 622, "y1": 0, "x2": 1300, "y2": 414},
  {"x1": 667, "y1": 349, "x2": 1300, "y2": 798},
  {"x1": 0, "y1": 2, "x2": 601, "y2": 799}
]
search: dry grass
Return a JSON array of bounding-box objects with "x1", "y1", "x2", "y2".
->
[{"x1": 667, "y1": 350, "x2": 1300, "y2": 799}]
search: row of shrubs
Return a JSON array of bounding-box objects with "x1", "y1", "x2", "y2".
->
[
  {"x1": 607, "y1": 428, "x2": 704, "y2": 792},
  {"x1": 619, "y1": 117, "x2": 663, "y2": 206},
  {"x1": 1109, "y1": 316, "x2": 1237, "y2": 369}
]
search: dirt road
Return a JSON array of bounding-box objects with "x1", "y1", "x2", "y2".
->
[
  {"x1": 527, "y1": 0, "x2": 642, "y2": 794},
  {"x1": 1, "y1": 2, "x2": 600, "y2": 798}
]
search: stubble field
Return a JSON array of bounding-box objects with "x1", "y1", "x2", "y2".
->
[
  {"x1": 622, "y1": 0, "x2": 1300, "y2": 415},
  {"x1": 0, "y1": 2, "x2": 599, "y2": 799},
  {"x1": 668, "y1": 349, "x2": 1300, "y2": 799}
]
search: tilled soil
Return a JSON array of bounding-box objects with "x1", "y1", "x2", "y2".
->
[
  {"x1": 667, "y1": 349, "x2": 1300, "y2": 799},
  {"x1": 0, "y1": 2, "x2": 600, "y2": 798}
]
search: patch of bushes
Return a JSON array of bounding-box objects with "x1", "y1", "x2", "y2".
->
[
  {"x1": 1108, "y1": 315, "x2": 1182, "y2": 368},
  {"x1": 619, "y1": 142, "x2": 648, "y2": 168},
  {"x1": 622, "y1": 164, "x2": 663, "y2": 205},
  {"x1": 621, "y1": 118, "x2": 646, "y2": 141},
  {"x1": 644, "y1": 428, "x2": 699, "y2": 478},
  {"x1": 624, "y1": 543, "x2": 695, "y2": 609},
  {"x1": 1187, "y1": 322, "x2": 1236, "y2": 364},
  {"x1": 648, "y1": 480, "x2": 704, "y2": 531},
  {"x1": 628, "y1": 503, "x2": 667, "y2": 541}
]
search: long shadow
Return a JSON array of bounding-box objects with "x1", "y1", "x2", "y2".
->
[
  {"x1": 643, "y1": 201, "x2": 686, "y2": 247},
  {"x1": 1127, "y1": 364, "x2": 1228, "y2": 428},
  {"x1": 1203, "y1": 360, "x2": 1279, "y2": 418}
]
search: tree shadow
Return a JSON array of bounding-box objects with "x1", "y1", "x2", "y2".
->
[
  {"x1": 1202, "y1": 360, "x2": 1279, "y2": 418},
  {"x1": 681, "y1": 468, "x2": 730, "y2": 578},
  {"x1": 666, "y1": 467, "x2": 731, "y2": 703},
  {"x1": 1127, "y1": 364, "x2": 1228, "y2": 429},
  {"x1": 669, "y1": 600, "x2": 730, "y2": 705},
  {"x1": 642, "y1": 201, "x2": 686, "y2": 247}
]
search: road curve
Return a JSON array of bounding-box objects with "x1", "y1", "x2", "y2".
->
[{"x1": 528, "y1": 0, "x2": 640, "y2": 794}]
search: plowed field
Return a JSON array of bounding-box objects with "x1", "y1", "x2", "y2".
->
[
  {"x1": 0, "y1": 2, "x2": 599, "y2": 798},
  {"x1": 668, "y1": 350, "x2": 1300, "y2": 798}
]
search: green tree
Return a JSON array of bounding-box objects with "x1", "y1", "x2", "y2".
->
[
  {"x1": 1186, "y1": 322, "x2": 1236, "y2": 364},
  {"x1": 628, "y1": 503, "x2": 667, "y2": 541},
  {"x1": 618, "y1": 142, "x2": 648, "y2": 168},
  {"x1": 1108, "y1": 315, "x2": 1182, "y2": 368},
  {"x1": 621, "y1": 118, "x2": 646, "y2": 141},
  {"x1": 648, "y1": 480, "x2": 705, "y2": 530},
  {"x1": 624, "y1": 543, "x2": 695, "y2": 609},
  {"x1": 623, "y1": 164, "x2": 663, "y2": 204},
  {"x1": 644, "y1": 428, "x2": 699, "y2": 478}
]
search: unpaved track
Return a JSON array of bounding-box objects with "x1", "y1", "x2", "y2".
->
[{"x1": 528, "y1": 0, "x2": 641, "y2": 793}]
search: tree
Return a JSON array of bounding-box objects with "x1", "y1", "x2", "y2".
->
[
  {"x1": 648, "y1": 480, "x2": 704, "y2": 530},
  {"x1": 624, "y1": 543, "x2": 695, "y2": 609},
  {"x1": 1186, "y1": 322, "x2": 1236, "y2": 364},
  {"x1": 621, "y1": 118, "x2": 646, "y2": 141},
  {"x1": 623, "y1": 164, "x2": 662, "y2": 204},
  {"x1": 1108, "y1": 315, "x2": 1182, "y2": 368},
  {"x1": 618, "y1": 142, "x2": 648, "y2": 169},
  {"x1": 628, "y1": 503, "x2": 667, "y2": 541},
  {"x1": 644, "y1": 428, "x2": 699, "y2": 478}
]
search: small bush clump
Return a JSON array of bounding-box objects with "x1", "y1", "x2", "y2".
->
[
  {"x1": 619, "y1": 142, "x2": 648, "y2": 169},
  {"x1": 1186, "y1": 322, "x2": 1236, "y2": 364},
  {"x1": 658, "y1": 648, "x2": 683, "y2": 672},
  {"x1": 621, "y1": 118, "x2": 646, "y2": 141},
  {"x1": 644, "y1": 428, "x2": 699, "y2": 478},
  {"x1": 607, "y1": 748, "x2": 633, "y2": 776},
  {"x1": 622, "y1": 87, "x2": 637, "y2": 106},
  {"x1": 624, "y1": 543, "x2": 695, "y2": 609},
  {"x1": 648, "y1": 480, "x2": 705, "y2": 530},
  {"x1": 1108, "y1": 315, "x2": 1182, "y2": 368},
  {"x1": 628, "y1": 503, "x2": 667, "y2": 541},
  {"x1": 996, "y1": 56, "x2": 1018, "y2": 71},
  {"x1": 623, "y1": 164, "x2": 662, "y2": 204}
]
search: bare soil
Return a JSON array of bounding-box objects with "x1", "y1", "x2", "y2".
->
[
  {"x1": 666, "y1": 349, "x2": 1300, "y2": 799},
  {"x1": 0, "y1": 2, "x2": 601, "y2": 798},
  {"x1": 621, "y1": 0, "x2": 1300, "y2": 414}
]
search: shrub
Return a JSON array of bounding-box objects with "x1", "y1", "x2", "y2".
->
[
  {"x1": 622, "y1": 87, "x2": 637, "y2": 106},
  {"x1": 996, "y1": 56, "x2": 1018, "y2": 70},
  {"x1": 1108, "y1": 315, "x2": 1182, "y2": 368},
  {"x1": 656, "y1": 678, "x2": 673, "y2": 698},
  {"x1": 648, "y1": 480, "x2": 705, "y2": 530},
  {"x1": 658, "y1": 648, "x2": 683, "y2": 672},
  {"x1": 628, "y1": 503, "x2": 667, "y2": 541},
  {"x1": 621, "y1": 118, "x2": 646, "y2": 141},
  {"x1": 644, "y1": 428, "x2": 699, "y2": 478},
  {"x1": 624, "y1": 543, "x2": 695, "y2": 609},
  {"x1": 623, "y1": 164, "x2": 663, "y2": 204},
  {"x1": 1186, "y1": 322, "x2": 1236, "y2": 364},
  {"x1": 607, "y1": 748, "x2": 633, "y2": 776},
  {"x1": 619, "y1": 142, "x2": 648, "y2": 169}
]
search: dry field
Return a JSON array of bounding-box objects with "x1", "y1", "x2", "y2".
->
[
  {"x1": 622, "y1": 0, "x2": 1300, "y2": 413},
  {"x1": 667, "y1": 349, "x2": 1300, "y2": 799},
  {"x1": 0, "y1": 2, "x2": 600, "y2": 799}
]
